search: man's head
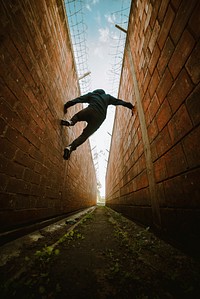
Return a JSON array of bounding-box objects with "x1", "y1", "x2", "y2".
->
[{"x1": 93, "y1": 89, "x2": 105, "y2": 95}]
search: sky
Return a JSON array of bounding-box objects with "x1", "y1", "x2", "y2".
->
[{"x1": 65, "y1": 0, "x2": 131, "y2": 196}]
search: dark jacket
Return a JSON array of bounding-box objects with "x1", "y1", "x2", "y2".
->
[{"x1": 64, "y1": 89, "x2": 133, "y2": 119}]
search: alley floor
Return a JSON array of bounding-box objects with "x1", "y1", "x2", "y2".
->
[{"x1": 0, "y1": 206, "x2": 200, "y2": 299}]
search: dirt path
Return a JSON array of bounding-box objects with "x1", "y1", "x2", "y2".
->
[{"x1": 1, "y1": 206, "x2": 200, "y2": 299}]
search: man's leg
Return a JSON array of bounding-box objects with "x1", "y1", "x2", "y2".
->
[
  {"x1": 61, "y1": 107, "x2": 93, "y2": 127},
  {"x1": 62, "y1": 107, "x2": 104, "y2": 160},
  {"x1": 63, "y1": 119, "x2": 103, "y2": 160},
  {"x1": 61, "y1": 114, "x2": 78, "y2": 127},
  {"x1": 70, "y1": 123, "x2": 97, "y2": 150}
]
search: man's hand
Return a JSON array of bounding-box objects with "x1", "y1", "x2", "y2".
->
[
  {"x1": 64, "y1": 103, "x2": 68, "y2": 114},
  {"x1": 131, "y1": 106, "x2": 136, "y2": 116},
  {"x1": 64, "y1": 107, "x2": 68, "y2": 114}
]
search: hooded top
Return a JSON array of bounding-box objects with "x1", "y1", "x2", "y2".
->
[{"x1": 64, "y1": 89, "x2": 133, "y2": 119}]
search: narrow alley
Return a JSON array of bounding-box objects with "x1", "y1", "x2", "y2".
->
[
  {"x1": 1, "y1": 0, "x2": 200, "y2": 298},
  {"x1": 1, "y1": 206, "x2": 200, "y2": 299}
]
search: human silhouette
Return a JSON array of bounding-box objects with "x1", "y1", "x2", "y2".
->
[{"x1": 61, "y1": 89, "x2": 135, "y2": 160}]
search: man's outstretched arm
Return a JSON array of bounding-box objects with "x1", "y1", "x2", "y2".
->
[
  {"x1": 110, "y1": 96, "x2": 135, "y2": 115},
  {"x1": 64, "y1": 93, "x2": 91, "y2": 114}
]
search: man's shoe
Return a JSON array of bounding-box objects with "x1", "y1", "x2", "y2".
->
[
  {"x1": 63, "y1": 146, "x2": 72, "y2": 160},
  {"x1": 61, "y1": 119, "x2": 73, "y2": 126}
]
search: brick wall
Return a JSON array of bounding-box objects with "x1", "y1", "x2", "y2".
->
[
  {"x1": 106, "y1": 0, "x2": 200, "y2": 252},
  {"x1": 0, "y1": 0, "x2": 97, "y2": 231}
]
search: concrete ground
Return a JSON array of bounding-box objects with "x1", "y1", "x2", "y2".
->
[{"x1": 0, "y1": 206, "x2": 200, "y2": 299}]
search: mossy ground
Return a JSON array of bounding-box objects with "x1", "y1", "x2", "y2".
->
[{"x1": 1, "y1": 206, "x2": 200, "y2": 299}]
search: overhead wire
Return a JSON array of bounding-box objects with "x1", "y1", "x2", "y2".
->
[
  {"x1": 107, "y1": 1, "x2": 131, "y2": 97},
  {"x1": 64, "y1": 0, "x2": 91, "y2": 94}
]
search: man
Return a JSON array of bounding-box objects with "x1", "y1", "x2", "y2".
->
[{"x1": 61, "y1": 89, "x2": 135, "y2": 160}]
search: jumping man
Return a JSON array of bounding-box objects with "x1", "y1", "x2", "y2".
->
[{"x1": 61, "y1": 89, "x2": 135, "y2": 160}]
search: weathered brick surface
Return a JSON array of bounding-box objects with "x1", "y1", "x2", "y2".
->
[
  {"x1": 106, "y1": 0, "x2": 200, "y2": 250},
  {"x1": 0, "y1": 0, "x2": 96, "y2": 231}
]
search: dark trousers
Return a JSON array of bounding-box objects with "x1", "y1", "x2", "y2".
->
[{"x1": 69, "y1": 107, "x2": 104, "y2": 151}]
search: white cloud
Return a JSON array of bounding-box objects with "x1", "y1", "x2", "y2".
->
[
  {"x1": 94, "y1": 47, "x2": 104, "y2": 59},
  {"x1": 86, "y1": 0, "x2": 99, "y2": 11},
  {"x1": 86, "y1": 4, "x2": 91, "y2": 11},
  {"x1": 105, "y1": 13, "x2": 116, "y2": 24},
  {"x1": 98, "y1": 27, "x2": 109, "y2": 43},
  {"x1": 110, "y1": 31, "x2": 119, "y2": 40},
  {"x1": 94, "y1": 11, "x2": 101, "y2": 24}
]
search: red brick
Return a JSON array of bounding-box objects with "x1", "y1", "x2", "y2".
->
[
  {"x1": 149, "y1": 20, "x2": 160, "y2": 53},
  {"x1": 158, "y1": 0, "x2": 170, "y2": 22},
  {"x1": 182, "y1": 125, "x2": 200, "y2": 168},
  {"x1": 164, "y1": 142, "x2": 188, "y2": 177},
  {"x1": 171, "y1": 0, "x2": 182, "y2": 10},
  {"x1": 6, "y1": 177, "x2": 31, "y2": 195},
  {"x1": 156, "y1": 67, "x2": 174, "y2": 104},
  {"x1": 148, "y1": 118, "x2": 159, "y2": 143},
  {"x1": 169, "y1": 29, "x2": 196, "y2": 79},
  {"x1": 149, "y1": 68, "x2": 160, "y2": 98},
  {"x1": 148, "y1": 93, "x2": 160, "y2": 122},
  {"x1": 0, "y1": 80, "x2": 18, "y2": 107},
  {"x1": 5, "y1": 126, "x2": 30, "y2": 152},
  {"x1": 157, "y1": 37, "x2": 174, "y2": 76},
  {"x1": 149, "y1": 0, "x2": 161, "y2": 28},
  {"x1": 0, "y1": 192, "x2": 16, "y2": 210},
  {"x1": 3, "y1": 71, "x2": 27, "y2": 103},
  {"x1": 142, "y1": 90, "x2": 151, "y2": 112},
  {"x1": 144, "y1": 4, "x2": 152, "y2": 32},
  {"x1": 150, "y1": 141, "x2": 158, "y2": 162},
  {"x1": 143, "y1": 69, "x2": 151, "y2": 94},
  {"x1": 188, "y1": 1, "x2": 200, "y2": 39},
  {"x1": 0, "y1": 1, "x2": 9, "y2": 27},
  {"x1": 16, "y1": 103, "x2": 32, "y2": 127},
  {"x1": 157, "y1": 182, "x2": 165, "y2": 206},
  {"x1": 4, "y1": 35, "x2": 34, "y2": 87},
  {"x1": 0, "y1": 98, "x2": 17, "y2": 123},
  {"x1": 24, "y1": 168, "x2": 41, "y2": 185},
  {"x1": 148, "y1": 42, "x2": 160, "y2": 75},
  {"x1": 0, "y1": 173, "x2": 8, "y2": 191},
  {"x1": 7, "y1": 160, "x2": 25, "y2": 179},
  {"x1": 156, "y1": 98, "x2": 172, "y2": 131},
  {"x1": 163, "y1": 168, "x2": 200, "y2": 207},
  {"x1": 29, "y1": 145, "x2": 44, "y2": 163},
  {"x1": 167, "y1": 68, "x2": 194, "y2": 113},
  {"x1": 15, "y1": 194, "x2": 32, "y2": 210},
  {"x1": 23, "y1": 127, "x2": 41, "y2": 149},
  {"x1": 157, "y1": 4, "x2": 175, "y2": 50},
  {"x1": 138, "y1": 0, "x2": 145, "y2": 22},
  {"x1": 155, "y1": 125, "x2": 172, "y2": 157},
  {"x1": 107, "y1": 0, "x2": 200, "y2": 250},
  {"x1": 185, "y1": 40, "x2": 200, "y2": 84},
  {"x1": 15, "y1": 149, "x2": 35, "y2": 169},
  {"x1": 0, "y1": 117, "x2": 7, "y2": 136},
  {"x1": 135, "y1": 170, "x2": 149, "y2": 190},
  {"x1": 0, "y1": 137, "x2": 18, "y2": 160},
  {"x1": 0, "y1": 0, "x2": 97, "y2": 231},
  {"x1": 168, "y1": 104, "x2": 193, "y2": 144},
  {"x1": 186, "y1": 83, "x2": 200, "y2": 126},
  {"x1": 170, "y1": 0, "x2": 197, "y2": 44},
  {"x1": 182, "y1": 169, "x2": 200, "y2": 205},
  {"x1": 34, "y1": 161, "x2": 47, "y2": 176},
  {"x1": 23, "y1": 86, "x2": 38, "y2": 107},
  {"x1": 137, "y1": 140, "x2": 144, "y2": 158},
  {"x1": 154, "y1": 156, "x2": 168, "y2": 182}
]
